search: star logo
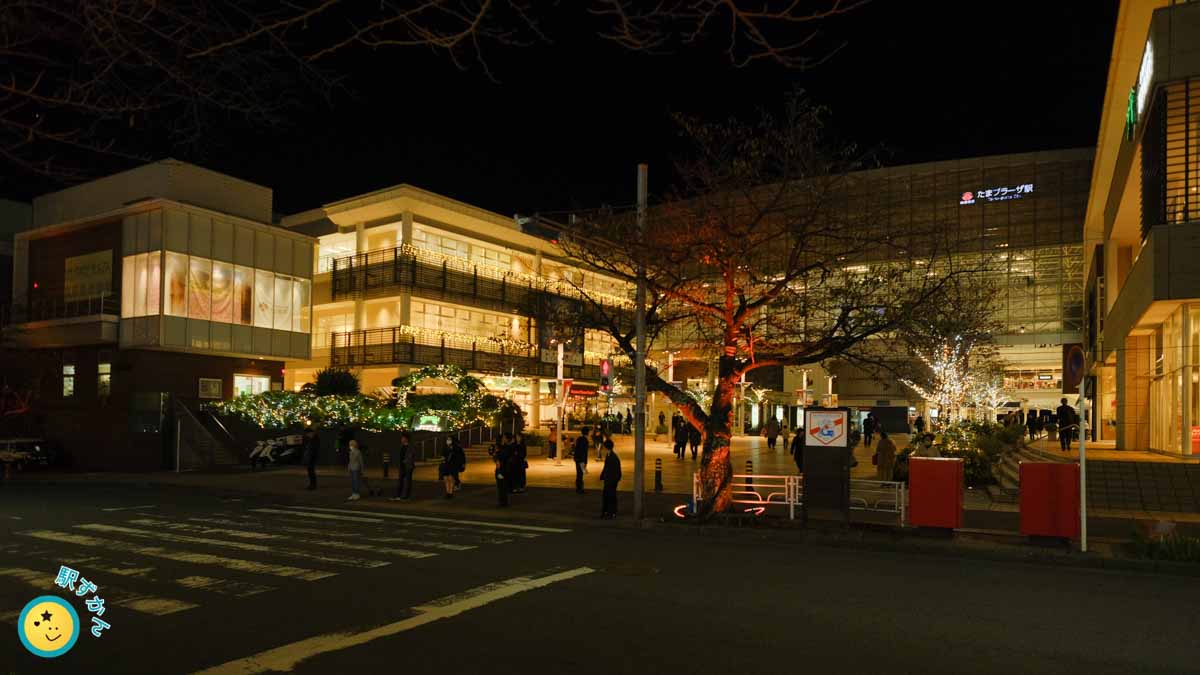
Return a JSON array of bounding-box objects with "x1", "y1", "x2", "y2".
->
[{"x1": 41, "y1": 610, "x2": 52, "y2": 622}]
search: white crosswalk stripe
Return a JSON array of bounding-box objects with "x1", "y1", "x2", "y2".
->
[
  {"x1": 16, "y1": 529, "x2": 336, "y2": 581},
  {"x1": 277, "y1": 504, "x2": 572, "y2": 534},
  {"x1": 0, "y1": 567, "x2": 197, "y2": 616},
  {"x1": 128, "y1": 518, "x2": 472, "y2": 554},
  {"x1": 199, "y1": 513, "x2": 517, "y2": 546}
]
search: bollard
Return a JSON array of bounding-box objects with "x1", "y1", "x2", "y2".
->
[
  {"x1": 746, "y1": 459, "x2": 753, "y2": 489},
  {"x1": 654, "y1": 457, "x2": 663, "y2": 493},
  {"x1": 382, "y1": 452, "x2": 391, "y2": 478}
]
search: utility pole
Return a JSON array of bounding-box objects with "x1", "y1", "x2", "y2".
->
[
  {"x1": 1078, "y1": 377, "x2": 1087, "y2": 553},
  {"x1": 634, "y1": 164, "x2": 648, "y2": 520}
]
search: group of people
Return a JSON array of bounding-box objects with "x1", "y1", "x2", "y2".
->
[
  {"x1": 670, "y1": 413, "x2": 702, "y2": 460},
  {"x1": 488, "y1": 432, "x2": 529, "y2": 507},
  {"x1": 336, "y1": 431, "x2": 422, "y2": 502},
  {"x1": 569, "y1": 426, "x2": 622, "y2": 518},
  {"x1": 763, "y1": 415, "x2": 790, "y2": 451}
]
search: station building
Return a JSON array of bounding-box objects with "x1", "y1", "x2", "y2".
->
[{"x1": 1085, "y1": 0, "x2": 1200, "y2": 455}]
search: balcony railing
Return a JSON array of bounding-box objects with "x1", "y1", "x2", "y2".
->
[
  {"x1": 330, "y1": 325, "x2": 603, "y2": 381},
  {"x1": 330, "y1": 244, "x2": 634, "y2": 321},
  {"x1": 3, "y1": 292, "x2": 118, "y2": 327}
]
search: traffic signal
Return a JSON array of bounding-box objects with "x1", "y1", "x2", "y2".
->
[{"x1": 600, "y1": 359, "x2": 611, "y2": 392}]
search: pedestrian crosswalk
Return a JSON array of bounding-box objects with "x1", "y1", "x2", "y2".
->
[{"x1": 0, "y1": 504, "x2": 571, "y2": 627}]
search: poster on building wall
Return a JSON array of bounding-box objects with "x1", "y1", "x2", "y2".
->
[
  {"x1": 198, "y1": 378, "x2": 222, "y2": 399},
  {"x1": 64, "y1": 250, "x2": 112, "y2": 302}
]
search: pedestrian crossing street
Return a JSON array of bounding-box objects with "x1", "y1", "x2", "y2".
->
[{"x1": 0, "y1": 503, "x2": 571, "y2": 626}]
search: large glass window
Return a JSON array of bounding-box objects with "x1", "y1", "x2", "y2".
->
[
  {"x1": 293, "y1": 279, "x2": 310, "y2": 333},
  {"x1": 273, "y1": 276, "x2": 293, "y2": 330},
  {"x1": 234, "y1": 265, "x2": 253, "y2": 326},
  {"x1": 97, "y1": 361, "x2": 111, "y2": 400},
  {"x1": 188, "y1": 257, "x2": 212, "y2": 320},
  {"x1": 120, "y1": 253, "x2": 162, "y2": 318},
  {"x1": 164, "y1": 252, "x2": 188, "y2": 317},
  {"x1": 62, "y1": 363, "x2": 75, "y2": 398},
  {"x1": 254, "y1": 270, "x2": 274, "y2": 328},
  {"x1": 211, "y1": 261, "x2": 233, "y2": 324},
  {"x1": 234, "y1": 374, "x2": 271, "y2": 397}
]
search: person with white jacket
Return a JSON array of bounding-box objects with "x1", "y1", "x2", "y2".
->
[{"x1": 347, "y1": 440, "x2": 364, "y2": 501}]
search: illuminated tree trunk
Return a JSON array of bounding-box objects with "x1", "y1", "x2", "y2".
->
[{"x1": 693, "y1": 354, "x2": 738, "y2": 518}]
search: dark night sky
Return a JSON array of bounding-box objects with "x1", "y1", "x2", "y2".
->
[{"x1": 203, "y1": 1, "x2": 1119, "y2": 218}]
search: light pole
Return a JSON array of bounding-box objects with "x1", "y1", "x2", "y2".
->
[
  {"x1": 554, "y1": 339, "x2": 565, "y2": 466},
  {"x1": 634, "y1": 164, "x2": 648, "y2": 521}
]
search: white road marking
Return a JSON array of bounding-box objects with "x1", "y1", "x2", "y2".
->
[
  {"x1": 249, "y1": 508, "x2": 384, "y2": 524},
  {"x1": 192, "y1": 567, "x2": 595, "y2": 675},
  {"x1": 234, "y1": 510, "x2": 525, "y2": 542},
  {"x1": 129, "y1": 518, "x2": 458, "y2": 556},
  {"x1": 0, "y1": 567, "x2": 197, "y2": 615},
  {"x1": 17, "y1": 530, "x2": 335, "y2": 581},
  {"x1": 101, "y1": 505, "x2": 158, "y2": 512},
  {"x1": 277, "y1": 504, "x2": 571, "y2": 534},
  {"x1": 171, "y1": 517, "x2": 479, "y2": 552},
  {"x1": 74, "y1": 523, "x2": 409, "y2": 566},
  {"x1": 175, "y1": 576, "x2": 273, "y2": 598}
]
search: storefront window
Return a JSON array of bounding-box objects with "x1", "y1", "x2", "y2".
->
[
  {"x1": 293, "y1": 279, "x2": 310, "y2": 333},
  {"x1": 234, "y1": 265, "x2": 253, "y2": 326},
  {"x1": 134, "y1": 253, "x2": 148, "y2": 317},
  {"x1": 254, "y1": 270, "x2": 274, "y2": 328},
  {"x1": 211, "y1": 261, "x2": 233, "y2": 324},
  {"x1": 62, "y1": 363, "x2": 75, "y2": 398},
  {"x1": 273, "y1": 276, "x2": 293, "y2": 330},
  {"x1": 120, "y1": 253, "x2": 162, "y2": 318},
  {"x1": 164, "y1": 252, "x2": 188, "y2": 317},
  {"x1": 97, "y1": 362, "x2": 111, "y2": 400},
  {"x1": 188, "y1": 257, "x2": 212, "y2": 320},
  {"x1": 234, "y1": 374, "x2": 271, "y2": 397}
]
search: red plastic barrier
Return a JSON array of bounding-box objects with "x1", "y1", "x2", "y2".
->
[
  {"x1": 1019, "y1": 462, "x2": 1080, "y2": 539},
  {"x1": 908, "y1": 457, "x2": 964, "y2": 529}
]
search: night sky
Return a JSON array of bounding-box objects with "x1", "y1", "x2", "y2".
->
[{"x1": 41, "y1": 2, "x2": 1127, "y2": 218}]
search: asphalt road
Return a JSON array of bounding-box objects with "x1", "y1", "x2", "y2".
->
[{"x1": 2, "y1": 483, "x2": 1198, "y2": 675}]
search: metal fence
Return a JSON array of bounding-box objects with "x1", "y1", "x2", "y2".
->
[
  {"x1": 4, "y1": 292, "x2": 118, "y2": 326},
  {"x1": 849, "y1": 479, "x2": 907, "y2": 525},
  {"x1": 692, "y1": 472, "x2": 907, "y2": 525}
]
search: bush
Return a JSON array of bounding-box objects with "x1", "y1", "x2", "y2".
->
[
  {"x1": 315, "y1": 368, "x2": 360, "y2": 396},
  {"x1": 1132, "y1": 532, "x2": 1200, "y2": 564},
  {"x1": 932, "y1": 420, "x2": 1023, "y2": 487}
]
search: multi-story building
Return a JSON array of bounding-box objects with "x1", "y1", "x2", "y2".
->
[
  {"x1": 279, "y1": 184, "x2": 631, "y2": 427},
  {"x1": 2, "y1": 160, "x2": 315, "y2": 469},
  {"x1": 1086, "y1": 0, "x2": 1200, "y2": 455}
]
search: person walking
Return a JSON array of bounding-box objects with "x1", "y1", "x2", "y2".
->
[
  {"x1": 688, "y1": 424, "x2": 701, "y2": 460},
  {"x1": 765, "y1": 415, "x2": 780, "y2": 451},
  {"x1": 673, "y1": 421, "x2": 689, "y2": 459},
  {"x1": 1056, "y1": 397, "x2": 1075, "y2": 453},
  {"x1": 573, "y1": 432, "x2": 589, "y2": 493},
  {"x1": 548, "y1": 425, "x2": 558, "y2": 460},
  {"x1": 439, "y1": 437, "x2": 459, "y2": 499},
  {"x1": 593, "y1": 426, "x2": 604, "y2": 461},
  {"x1": 1026, "y1": 410, "x2": 1040, "y2": 442},
  {"x1": 658, "y1": 410, "x2": 666, "y2": 430},
  {"x1": 874, "y1": 430, "x2": 898, "y2": 481},
  {"x1": 493, "y1": 439, "x2": 511, "y2": 507},
  {"x1": 790, "y1": 431, "x2": 804, "y2": 474},
  {"x1": 302, "y1": 429, "x2": 320, "y2": 490},
  {"x1": 863, "y1": 413, "x2": 876, "y2": 448},
  {"x1": 599, "y1": 438, "x2": 621, "y2": 518},
  {"x1": 913, "y1": 415, "x2": 926, "y2": 435},
  {"x1": 780, "y1": 419, "x2": 790, "y2": 451},
  {"x1": 346, "y1": 439, "x2": 364, "y2": 501},
  {"x1": 390, "y1": 433, "x2": 414, "y2": 501}
]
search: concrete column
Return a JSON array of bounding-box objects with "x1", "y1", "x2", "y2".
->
[
  {"x1": 400, "y1": 211, "x2": 413, "y2": 246},
  {"x1": 530, "y1": 377, "x2": 541, "y2": 429},
  {"x1": 534, "y1": 250, "x2": 543, "y2": 277},
  {"x1": 353, "y1": 222, "x2": 366, "y2": 331}
]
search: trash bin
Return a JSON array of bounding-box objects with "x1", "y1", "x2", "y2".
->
[{"x1": 908, "y1": 457, "x2": 963, "y2": 529}]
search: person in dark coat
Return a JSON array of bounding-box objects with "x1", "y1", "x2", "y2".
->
[
  {"x1": 389, "y1": 433, "x2": 414, "y2": 501},
  {"x1": 673, "y1": 422, "x2": 689, "y2": 459},
  {"x1": 511, "y1": 432, "x2": 528, "y2": 492},
  {"x1": 863, "y1": 414, "x2": 876, "y2": 447},
  {"x1": 913, "y1": 415, "x2": 926, "y2": 435},
  {"x1": 493, "y1": 439, "x2": 511, "y2": 507},
  {"x1": 1056, "y1": 398, "x2": 1076, "y2": 452},
  {"x1": 302, "y1": 430, "x2": 320, "y2": 490},
  {"x1": 599, "y1": 439, "x2": 621, "y2": 518},
  {"x1": 688, "y1": 424, "x2": 701, "y2": 460},
  {"x1": 573, "y1": 431, "x2": 590, "y2": 493},
  {"x1": 1026, "y1": 410, "x2": 1040, "y2": 441},
  {"x1": 790, "y1": 431, "x2": 804, "y2": 474}
]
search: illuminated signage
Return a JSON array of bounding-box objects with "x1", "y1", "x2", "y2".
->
[
  {"x1": 64, "y1": 250, "x2": 112, "y2": 302},
  {"x1": 414, "y1": 415, "x2": 442, "y2": 431},
  {"x1": 1137, "y1": 40, "x2": 1154, "y2": 117},
  {"x1": 959, "y1": 184, "x2": 1034, "y2": 205}
]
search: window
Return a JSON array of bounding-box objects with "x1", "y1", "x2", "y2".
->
[
  {"x1": 211, "y1": 261, "x2": 233, "y2": 324},
  {"x1": 234, "y1": 265, "x2": 253, "y2": 326},
  {"x1": 62, "y1": 363, "x2": 76, "y2": 398},
  {"x1": 254, "y1": 270, "x2": 274, "y2": 328},
  {"x1": 273, "y1": 275, "x2": 293, "y2": 330},
  {"x1": 188, "y1": 257, "x2": 212, "y2": 320},
  {"x1": 164, "y1": 252, "x2": 188, "y2": 317},
  {"x1": 313, "y1": 312, "x2": 353, "y2": 348},
  {"x1": 234, "y1": 374, "x2": 271, "y2": 397},
  {"x1": 97, "y1": 362, "x2": 111, "y2": 399},
  {"x1": 120, "y1": 253, "x2": 162, "y2": 318},
  {"x1": 293, "y1": 279, "x2": 310, "y2": 333}
]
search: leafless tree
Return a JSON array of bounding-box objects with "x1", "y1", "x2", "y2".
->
[
  {"x1": 556, "y1": 94, "x2": 985, "y2": 517},
  {"x1": 0, "y1": 0, "x2": 864, "y2": 189}
]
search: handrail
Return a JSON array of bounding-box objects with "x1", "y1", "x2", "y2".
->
[{"x1": 8, "y1": 291, "x2": 118, "y2": 324}]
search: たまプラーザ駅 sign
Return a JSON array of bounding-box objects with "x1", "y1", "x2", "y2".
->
[{"x1": 806, "y1": 410, "x2": 847, "y2": 447}]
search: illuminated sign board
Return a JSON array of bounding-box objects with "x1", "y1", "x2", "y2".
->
[
  {"x1": 1137, "y1": 40, "x2": 1154, "y2": 118},
  {"x1": 414, "y1": 415, "x2": 442, "y2": 431},
  {"x1": 959, "y1": 184, "x2": 1034, "y2": 205}
]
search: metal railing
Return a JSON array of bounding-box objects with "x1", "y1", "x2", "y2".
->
[
  {"x1": 330, "y1": 324, "x2": 603, "y2": 380},
  {"x1": 849, "y1": 479, "x2": 907, "y2": 525},
  {"x1": 5, "y1": 292, "x2": 118, "y2": 325}
]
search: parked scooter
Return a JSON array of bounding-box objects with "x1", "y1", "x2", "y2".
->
[{"x1": 249, "y1": 435, "x2": 302, "y2": 470}]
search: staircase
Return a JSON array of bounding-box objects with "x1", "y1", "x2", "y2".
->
[
  {"x1": 173, "y1": 399, "x2": 240, "y2": 471},
  {"x1": 989, "y1": 443, "x2": 1065, "y2": 504}
]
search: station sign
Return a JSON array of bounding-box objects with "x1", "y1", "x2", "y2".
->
[{"x1": 806, "y1": 409, "x2": 848, "y2": 447}]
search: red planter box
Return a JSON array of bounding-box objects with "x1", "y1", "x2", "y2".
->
[
  {"x1": 908, "y1": 457, "x2": 964, "y2": 529},
  {"x1": 1019, "y1": 462, "x2": 1080, "y2": 539}
]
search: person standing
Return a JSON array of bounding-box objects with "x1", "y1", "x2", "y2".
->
[
  {"x1": 493, "y1": 440, "x2": 511, "y2": 507},
  {"x1": 573, "y1": 432, "x2": 589, "y2": 493},
  {"x1": 688, "y1": 424, "x2": 701, "y2": 460},
  {"x1": 913, "y1": 415, "x2": 926, "y2": 435},
  {"x1": 863, "y1": 413, "x2": 876, "y2": 448},
  {"x1": 302, "y1": 430, "x2": 319, "y2": 491},
  {"x1": 1056, "y1": 398, "x2": 1075, "y2": 453},
  {"x1": 593, "y1": 426, "x2": 604, "y2": 461},
  {"x1": 874, "y1": 430, "x2": 898, "y2": 481},
  {"x1": 548, "y1": 425, "x2": 558, "y2": 460},
  {"x1": 511, "y1": 432, "x2": 528, "y2": 493},
  {"x1": 658, "y1": 410, "x2": 666, "y2": 430},
  {"x1": 347, "y1": 439, "x2": 364, "y2": 501},
  {"x1": 390, "y1": 433, "x2": 414, "y2": 501},
  {"x1": 780, "y1": 419, "x2": 790, "y2": 452},
  {"x1": 600, "y1": 439, "x2": 621, "y2": 518},
  {"x1": 1027, "y1": 411, "x2": 1040, "y2": 442},
  {"x1": 439, "y1": 437, "x2": 458, "y2": 499},
  {"x1": 790, "y1": 431, "x2": 804, "y2": 474},
  {"x1": 673, "y1": 421, "x2": 689, "y2": 459},
  {"x1": 765, "y1": 415, "x2": 780, "y2": 451}
]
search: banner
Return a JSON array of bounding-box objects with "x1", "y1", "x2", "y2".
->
[{"x1": 64, "y1": 250, "x2": 112, "y2": 302}]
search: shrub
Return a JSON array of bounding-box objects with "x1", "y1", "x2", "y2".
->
[
  {"x1": 1132, "y1": 532, "x2": 1200, "y2": 564},
  {"x1": 932, "y1": 420, "x2": 1023, "y2": 487},
  {"x1": 314, "y1": 368, "x2": 360, "y2": 396}
]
